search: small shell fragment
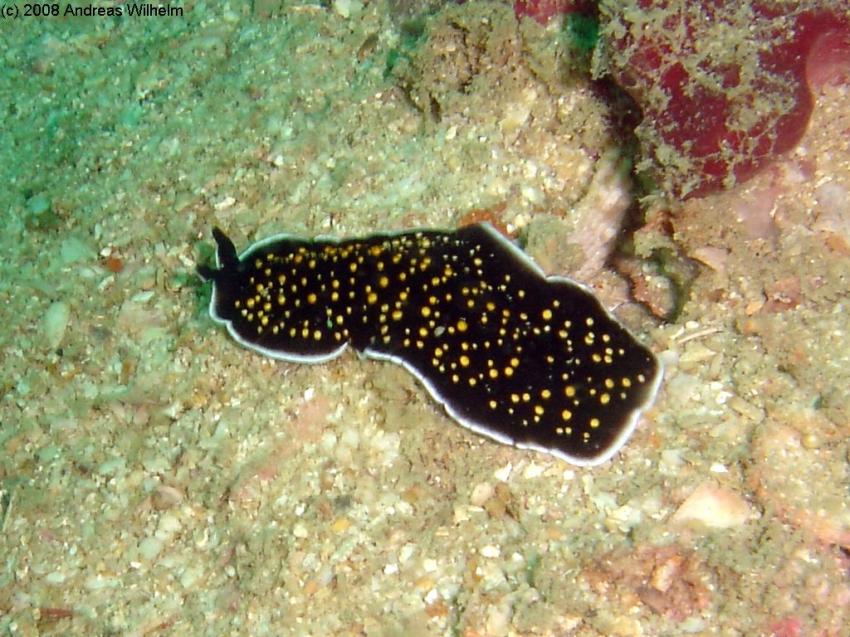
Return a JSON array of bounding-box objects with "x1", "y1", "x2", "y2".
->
[{"x1": 671, "y1": 483, "x2": 751, "y2": 529}]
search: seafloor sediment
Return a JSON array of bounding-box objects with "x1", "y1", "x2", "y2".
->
[{"x1": 1, "y1": 2, "x2": 848, "y2": 635}]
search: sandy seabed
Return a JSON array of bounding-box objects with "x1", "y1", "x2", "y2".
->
[{"x1": 1, "y1": 2, "x2": 849, "y2": 635}]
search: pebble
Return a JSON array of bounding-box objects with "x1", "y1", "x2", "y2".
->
[
  {"x1": 45, "y1": 571, "x2": 66, "y2": 585},
  {"x1": 333, "y1": 0, "x2": 356, "y2": 18},
  {"x1": 26, "y1": 192, "x2": 51, "y2": 215},
  {"x1": 59, "y1": 236, "x2": 94, "y2": 265},
  {"x1": 470, "y1": 482, "x2": 494, "y2": 507},
  {"x1": 43, "y1": 301, "x2": 70, "y2": 350},
  {"x1": 480, "y1": 544, "x2": 500, "y2": 558},
  {"x1": 138, "y1": 536, "x2": 163, "y2": 561}
]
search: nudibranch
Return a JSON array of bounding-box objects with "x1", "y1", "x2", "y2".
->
[{"x1": 198, "y1": 223, "x2": 661, "y2": 466}]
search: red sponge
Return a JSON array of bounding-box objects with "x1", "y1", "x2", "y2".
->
[
  {"x1": 603, "y1": 1, "x2": 850, "y2": 198},
  {"x1": 514, "y1": 0, "x2": 588, "y2": 25}
]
